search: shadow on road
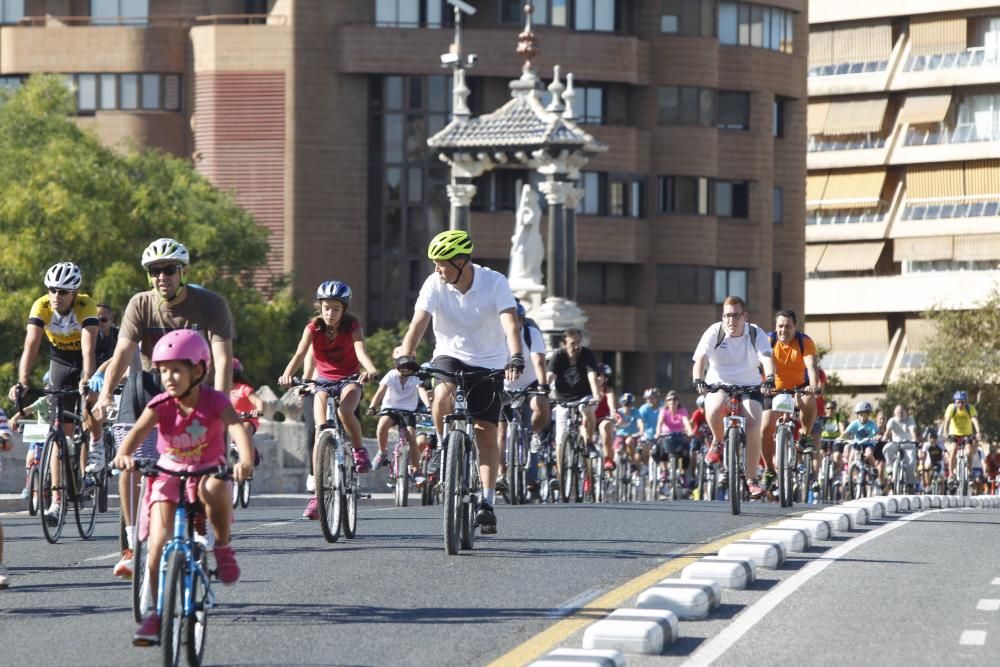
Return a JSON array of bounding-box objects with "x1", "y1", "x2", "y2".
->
[{"x1": 214, "y1": 602, "x2": 595, "y2": 626}]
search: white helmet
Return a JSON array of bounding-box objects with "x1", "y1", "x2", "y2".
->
[
  {"x1": 141, "y1": 238, "x2": 190, "y2": 269},
  {"x1": 44, "y1": 262, "x2": 82, "y2": 291}
]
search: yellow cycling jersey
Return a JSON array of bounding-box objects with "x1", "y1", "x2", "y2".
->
[
  {"x1": 28, "y1": 293, "x2": 99, "y2": 363},
  {"x1": 944, "y1": 403, "x2": 978, "y2": 437}
]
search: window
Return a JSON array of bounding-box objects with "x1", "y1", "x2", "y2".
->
[
  {"x1": 92, "y1": 0, "x2": 148, "y2": 26},
  {"x1": 608, "y1": 174, "x2": 644, "y2": 217},
  {"x1": 656, "y1": 265, "x2": 713, "y2": 303},
  {"x1": 577, "y1": 86, "x2": 605, "y2": 124},
  {"x1": 714, "y1": 268, "x2": 748, "y2": 303},
  {"x1": 376, "y1": 0, "x2": 445, "y2": 28},
  {"x1": 772, "y1": 186, "x2": 783, "y2": 224},
  {"x1": 717, "y1": 91, "x2": 750, "y2": 130},
  {"x1": 501, "y1": 0, "x2": 568, "y2": 26},
  {"x1": 659, "y1": 175, "x2": 710, "y2": 215},
  {"x1": 99, "y1": 74, "x2": 117, "y2": 110},
  {"x1": 580, "y1": 172, "x2": 602, "y2": 215},
  {"x1": 76, "y1": 75, "x2": 97, "y2": 113},
  {"x1": 714, "y1": 180, "x2": 749, "y2": 218},
  {"x1": 661, "y1": 0, "x2": 714, "y2": 36},
  {"x1": 575, "y1": 0, "x2": 616, "y2": 31},
  {"x1": 718, "y1": 2, "x2": 793, "y2": 53},
  {"x1": 658, "y1": 86, "x2": 713, "y2": 126},
  {"x1": 141, "y1": 74, "x2": 160, "y2": 110},
  {"x1": 164, "y1": 75, "x2": 181, "y2": 111},
  {"x1": 120, "y1": 74, "x2": 138, "y2": 109},
  {"x1": 772, "y1": 272, "x2": 782, "y2": 311},
  {"x1": 0, "y1": 0, "x2": 23, "y2": 24},
  {"x1": 578, "y1": 263, "x2": 632, "y2": 305},
  {"x1": 773, "y1": 96, "x2": 786, "y2": 137}
]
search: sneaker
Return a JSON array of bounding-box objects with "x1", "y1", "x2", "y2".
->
[
  {"x1": 372, "y1": 450, "x2": 389, "y2": 469},
  {"x1": 413, "y1": 474, "x2": 427, "y2": 488},
  {"x1": 762, "y1": 470, "x2": 777, "y2": 491},
  {"x1": 496, "y1": 476, "x2": 509, "y2": 493},
  {"x1": 530, "y1": 434, "x2": 543, "y2": 454},
  {"x1": 133, "y1": 613, "x2": 161, "y2": 646},
  {"x1": 747, "y1": 479, "x2": 765, "y2": 499},
  {"x1": 213, "y1": 544, "x2": 240, "y2": 585},
  {"x1": 428, "y1": 448, "x2": 442, "y2": 475},
  {"x1": 797, "y1": 436, "x2": 814, "y2": 453},
  {"x1": 474, "y1": 501, "x2": 497, "y2": 534},
  {"x1": 84, "y1": 447, "x2": 105, "y2": 474},
  {"x1": 352, "y1": 447, "x2": 372, "y2": 473},
  {"x1": 113, "y1": 549, "x2": 134, "y2": 579},
  {"x1": 305, "y1": 474, "x2": 315, "y2": 493},
  {"x1": 0, "y1": 563, "x2": 9, "y2": 589},
  {"x1": 19, "y1": 486, "x2": 29, "y2": 500},
  {"x1": 587, "y1": 445, "x2": 600, "y2": 460},
  {"x1": 603, "y1": 457, "x2": 616, "y2": 471},
  {"x1": 302, "y1": 496, "x2": 319, "y2": 520},
  {"x1": 44, "y1": 503, "x2": 61, "y2": 526},
  {"x1": 705, "y1": 442, "x2": 722, "y2": 465}
]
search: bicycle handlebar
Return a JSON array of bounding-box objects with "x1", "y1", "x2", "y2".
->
[
  {"x1": 705, "y1": 383, "x2": 763, "y2": 395},
  {"x1": 134, "y1": 460, "x2": 231, "y2": 480},
  {"x1": 405, "y1": 364, "x2": 505, "y2": 386}
]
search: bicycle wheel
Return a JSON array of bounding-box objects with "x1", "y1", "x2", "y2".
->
[
  {"x1": 797, "y1": 457, "x2": 811, "y2": 505},
  {"x1": 28, "y1": 465, "x2": 40, "y2": 516},
  {"x1": 777, "y1": 427, "x2": 791, "y2": 508},
  {"x1": 892, "y1": 456, "x2": 904, "y2": 495},
  {"x1": 957, "y1": 457, "x2": 969, "y2": 497},
  {"x1": 40, "y1": 434, "x2": 66, "y2": 544},
  {"x1": 75, "y1": 463, "x2": 98, "y2": 540},
  {"x1": 558, "y1": 434, "x2": 574, "y2": 504},
  {"x1": 316, "y1": 432, "x2": 342, "y2": 543},
  {"x1": 239, "y1": 476, "x2": 252, "y2": 508},
  {"x1": 229, "y1": 448, "x2": 240, "y2": 509},
  {"x1": 342, "y1": 455, "x2": 358, "y2": 540},
  {"x1": 848, "y1": 462, "x2": 862, "y2": 500},
  {"x1": 460, "y1": 443, "x2": 477, "y2": 550},
  {"x1": 160, "y1": 549, "x2": 185, "y2": 666},
  {"x1": 727, "y1": 428, "x2": 741, "y2": 515},
  {"x1": 394, "y1": 448, "x2": 409, "y2": 507},
  {"x1": 505, "y1": 420, "x2": 519, "y2": 506},
  {"x1": 443, "y1": 431, "x2": 463, "y2": 555},
  {"x1": 184, "y1": 546, "x2": 209, "y2": 666}
]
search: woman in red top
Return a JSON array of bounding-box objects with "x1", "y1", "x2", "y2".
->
[
  {"x1": 594, "y1": 364, "x2": 618, "y2": 471},
  {"x1": 279, "y1": 281, "x2": 379, "y2": 518}
]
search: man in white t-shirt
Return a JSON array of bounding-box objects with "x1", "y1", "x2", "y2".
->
[
  {"x1": 692, "y1": 296, "x2": 775, "y2": 499},
  {"x1": 883, "y1": 404, "x2": 918, "y2": 490},
  {"x1": 367, "y1": 368, "x2": 431, "y2": 472},
  {"x1": 394, "y1": 230, "x2": 523, "y2": 534}
]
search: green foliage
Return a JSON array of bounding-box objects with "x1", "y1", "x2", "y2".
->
[
  {"x1": 0, "y1": 75, "x2": 302, "y2": 399},
  {"x1": 885, "y1": 287, "x2": 1000, "y2": 436},
  {"x1": 358, "y1": 321, "x2": 432, "y2": 434}
]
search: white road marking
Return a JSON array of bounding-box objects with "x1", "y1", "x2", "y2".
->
[
  {"x1": 977, "y1": 599, "x2": 1000, "y2": 611},
  {"x1": 991, "y1": 577, "x2": 1000, "y2": 585},
  {"x1": 549, "y1": 588, "x2": 605, "y2": 618},
  {"x1": 83, "y1": 552, "x2": 122, "y2": 563},
  {"x1": 683, "y1": 510, "x2": 933, "y2": 667},
  {"x1": 960, "y1": 630, "x2": 987, "y2": 646}
]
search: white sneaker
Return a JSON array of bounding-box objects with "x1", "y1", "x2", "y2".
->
[
  {"x1": 306, "y1": 474, "x2": 315, "y2": 493},
  {"x1": 85, "y1": 448, "x2": 105, "y2": 474},
  {"x1": 113, "y1": 550, "x2": 134, "y2": 579},
  {"x1": 44, "y1": 503, "x2": 61, "y2": 526},
  {"x1": 194, "y1": 528, "x2": 216, "y2": 551},
  {"x1": 530, "y1": 434, "x2": 543, "y2": 454},
  {"x1": 0, "y1": 563, "x2": 9, "y2": 589}
]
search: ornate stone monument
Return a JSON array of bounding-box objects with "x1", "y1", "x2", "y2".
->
[{"x1": 508, "y1": 184, "x2": 545, "y2": 307}]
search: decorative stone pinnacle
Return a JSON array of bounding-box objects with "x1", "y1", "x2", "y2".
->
[
  {"x1": 517, "y1": 2, "x2": 538, "y2": 73},
  {"x1": 562, "y1": 73, "x2": 576, "y2": 121},
  {"x1": 546, "y1": 65, "x2": 565, "y2": 113},
  {"x1": 452, "y1": 68, "x2": 470, "y2": 118}
]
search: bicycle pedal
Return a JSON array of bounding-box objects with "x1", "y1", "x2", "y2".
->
[
  {"x1": 132, "y1": 638, "x2": 160, "y2": 648},
  {"x1": 359, "y1": 493, "x2": 372, "y2": 499},
  {"x1": 479, "y1": 524, "x2": 497, "y2": 535}
]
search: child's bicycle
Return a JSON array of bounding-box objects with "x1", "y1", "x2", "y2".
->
[
  {"x1": 377, "y1": 408, "x2": 417, "y2": 507},
  {"x1": 133, "y1": 460, "x2": 230, "y2": 667},
  {"x1": 22, "y1": 432, "x2": 46, "y2": 516},
  {"x1": 229, "y1": 411, "x2": 260, "y2": 509}
]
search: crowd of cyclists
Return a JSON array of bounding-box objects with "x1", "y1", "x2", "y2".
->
[{"x1": 0, "y1": 229, "x2": 992, "y2": 654}]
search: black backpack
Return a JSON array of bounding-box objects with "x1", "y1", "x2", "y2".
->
[
  {"x1": 767, "y1": 330, "x2": 813, "y2": 384},
  {"x1": 714, "y1": 322, "x2": 760, "y2": 349}
]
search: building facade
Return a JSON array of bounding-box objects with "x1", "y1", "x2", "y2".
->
[
  {"x1": 806, "y1": 0, "x2": 1000, "y2": 392},
  {"x1": 1, "y1": 0, "x2": 807, "y2": 392}
]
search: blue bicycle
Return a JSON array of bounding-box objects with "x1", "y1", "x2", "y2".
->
[{"x1": 136, "y1": 461, "x2": 228, "y2": 666}]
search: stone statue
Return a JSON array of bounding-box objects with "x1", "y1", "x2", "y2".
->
[{"x1": 508, "y1": 184, "x2": 545, "y2": 294}]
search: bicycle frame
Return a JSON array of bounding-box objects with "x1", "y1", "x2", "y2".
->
[{"x1": 156, "y1": 491, "x2": 215, "y2": 621}]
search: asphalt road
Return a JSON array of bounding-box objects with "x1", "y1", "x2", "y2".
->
[{"x1": 0, "y1": 497, "x2": 800, "y2": 666}]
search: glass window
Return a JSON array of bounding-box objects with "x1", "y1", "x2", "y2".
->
[
  {"x1": 582, "y1": 172, "x2": 601, "y2": 214},
  {"x1": 630, "y1": 180, "x2": 643, "y2": 218},
  {"x1": 719, "y1": 2, "x2": 737, "y2": 44},
  {"x1": 717, "y1": 91, "x2": 749, "y2": 130},
  {"x1": 575, "y1": 0, "x2": 593, "y2": 30},
  {"x1": 715, "y1": 181, "x2": 732, "y2": 217},
  {"x1": 594, "y1": 0, "x2": 615, "y2": 31},
  {"x1": 407, "y1": 167, "x2": 423, "y2": 203},
  {"x1": 772, "y1": 186, "x2": 783, "y2": 223},
  {"x1": 738, "y1": 3, "x2": 751, "y2": 45},
  {"x1": 750, "y1": 5, "x2": 763, "y2": 47},
  {"x1": 609, "y1": 181, "x2": 626, "y2": 216},
  {"x1": 606, "y1": 263, "x2": 626, "y2": 304},
  {"x1": 164, "y1": 75, "x2": 181, "y2": 111},
  {"x1": 680, "y1": 86, "x2": 699, "y2": 125},
  {"x1": 785, "y1": 11, "x2": 794, "y2": 53},
  {"x1": 699, "y1": 88, "x2": 714, "y2": 126},
  {"x1": 99, "y1": 74, "x2": 117, "y2": 110},
  {"x1": 772, "y1": 97, "x2": 785, "y2": 137},
  {"x1": 385, "y1": 76, "x2": 403, "y2": 110},
  {"x1": 384, "y1": 113, "x2": 403, "y2": 163},
  {"x1": 426, "y1": 0, "x2": 442, "y2": 27},
  {"x1": 730, "y1": 270, "x2": 747, "y2": 301},
  {"x1": 141, "y1": 73, "x2": 159, "y2": 109},
  {"x1": 1, "y1": 0, "x2": 24, "y2": 24},
  {"x1": 398, "y1": 0, "x2": 419, "y2": 27},
  {"x1": 583, "y1": 87, "x2": 604, "y2": 124},
  {"x1": 552, "y1": 0, "x2": 568, "y2": 26},
  {"x1": 578, "y1": 264, "x2": 604, "y2": 304},
  {"x1": 120, "y1": 74, "x2": 138, "y2": 109},
  {"x1": 120, "y1": 0, "x2": 148, "y2": 25},
  {"x1": 769, "y1": 7, "x2": 783, "y2": 50},
  {"x1": 93, "y1": 0, "x2": 148, "y2": 26},
  {"x1": 661, "y1": 0, "x2": 679, "y2": 33},
  {"x1": 77, "y1": 74, "x2": 97, "y2": 112},
  {"x1": 657, "y1": 86, "x2": 679, "y2": 124},
  {"x1": 375, "y1": 0, "x2": 395, "y2": 26}
]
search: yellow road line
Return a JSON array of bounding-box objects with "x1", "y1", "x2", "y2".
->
[{"x1": 486, "y1": 527, "x2": 758, "y2": 667}]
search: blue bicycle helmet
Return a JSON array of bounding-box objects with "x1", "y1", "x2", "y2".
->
[
  {"x1": 315, "y1": 280, "x2": 351, "y2": 306},
  {"x1": 619, "y1": 392, "x2": 635, "y2": 406},
  {"x1": 953, "y1": 390, "x2": 968, "y2": 402}
]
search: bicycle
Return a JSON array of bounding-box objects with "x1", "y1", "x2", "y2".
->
[
  {"x1": 133, "y1": 461, "x2": 229, "y2": 666},
  {"x1": 612, "y1": 437, "x2": 635, "y2": 502},
  {"x1": 554, "y1": 397, "x2": 597, "y2": 504},
  {"x1": 290, "y1": 377, "x2": 369, "y2": 543},
  {"x1": 378, "y1": 408, "x2": 417, "y2": 507},
  {"x1": 16, "y1": 386, "x2": 98, "y2": 543},
  {"x1": 951, "y1": 435, "x2": 975, "y2": 497},
  {"x1": 770, "y1": 388, "x2": 811, "y2": 508},
  {"x1": 229, "y1": 411, "x2": 258, "y2": 509},
  {"x1": 887, "y1": 440, "x2": 918, "y2": 495},
  {"x1": 501, "y1": 387, "x2": 546, "y2": 506},
  {"x1": 403, "y1": 361, "x2": 504, "y2": 554},
  {"x1": 817, "y1": 439, "x2": 843, "y2": 504},
  {"x1": 18, "y1": 422, "x2": 47, "y2": 516},
  {"x1": 705, "y1": 383, "x2": 761, "y2": 515},
  {"x1": 415, "y1": 415, "x2": 441, "y2": 506},
  {"x1": 658, "y1": 432, "x2": 688, "y2": 501},
  {"x1": 535, "y1": 430, "x2": 561, "y2": 503},
  {"x1": 843, "y1": 438, "x2": 880, "y2": 500}
]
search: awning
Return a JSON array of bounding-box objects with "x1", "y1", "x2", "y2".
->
[
  {"x1": 897, "y1": 93, "x2": 952, "y2": 125},
  {"x1": 906, "y1": 164, "x2": 963, "y2": 200},
  {"x1": 808, "y1": 101, "x2": 831, "y2": 135},
  {"x1": 904, "y1": 318, "x2": 937, "y2": 350},
  {"x1": 822, "y1": 169, "x2": 887, "y2": 206},
  {"x1": 815, "y1": 241, "x2": 885, "y2": 272},
  {"x1": 809, "y1": 29, "x2": 833, "y2": 68},
  {"x1": 823, "y1": 97, "x2": 889, "y2": 135},
  {"x1": 831, "y1": 23, "x2": 893, "y2": 63},
  {"x1": 909, "y1": 17, "x2": 967, "y2": 57},
  {"x1": 806, "y1": 173, "x2": 829, "y2": 206},
  {"x1": 805, "y1": 244, "x2": 827, "y2": 273},
  {"x1": 954, "y1": 233, "x2": 1000, "y2": 261},
  {"x1": 829, "y1": 318, "x2": 889, "y2": 351},
  {"x1": 964, "y1": 159, "x2": 1000, "y2": 196},
  {"x1": 893, "y1": 235, "x2": 953, "y2": 262},
  {"x1": 804, "y1": 320, "x2": 832, "y2": 351}
]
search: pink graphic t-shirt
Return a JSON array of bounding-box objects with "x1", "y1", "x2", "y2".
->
[{"x1": 150, "y1": 387, "x2": 230, "y2": 471}]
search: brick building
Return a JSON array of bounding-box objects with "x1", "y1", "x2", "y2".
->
[{"x1": 0, "y1": 0, "x2": 807, "y2": 392}]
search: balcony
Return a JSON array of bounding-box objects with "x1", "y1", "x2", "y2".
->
[
  {"x1": 894, "y1": 197, "x2": 1000, "y2": 237},
  {"x1": 807, "y1": 133, "x2": 892, "y2": 170},
  {"x1": 335, "y1": 23, "x2": 650, "y2": 85},
  {"x1": 891, "y1": 124, "x2": 1000, "y2": 165},
  {"x1": 805, "y1": 270, "x2": 1000, "y2": 315},
  {"x1": 808, "y1": 34, "x2": 904, "y2": 97},
  {"x1": 892, "y1": 46, "x2": 1000, "y2": 91}
]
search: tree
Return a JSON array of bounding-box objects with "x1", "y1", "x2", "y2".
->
[
  {"x1": 0, "y1": 75, "x2": 303, "y2": 394},
  {"x1": 884, "y1": 287, "x2": 1000, "y2": 436}
]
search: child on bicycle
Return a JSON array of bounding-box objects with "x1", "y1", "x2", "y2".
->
[
  {"x1": 112, "y1": 329, "x2": 253, "y2": 645},
  {"x1": 278, "y1": 280, "x2": 379, "y2": 520},
  {"x1": 230, "y1": 357, "x2": 264, "y2": 466},
  {"x1": 614, "y1": 393, "x2": 641, "y2": 470},
  {"x1": 366, "y1": 364, "x2": 430, "y2": 472}
]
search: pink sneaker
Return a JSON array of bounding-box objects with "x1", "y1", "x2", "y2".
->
[
  {"x1": 302, "y1": 496, "x2": 319, "y2": 520},
  {"x1": 705, "y1": 441, "x2": 722, "y2": 465},
  {"x1": 133, "y1": 613, "x2": 161, "y2": 646},
  {"x1": 352, "y1": 447, "x2": 372, "y2": 473},
  {"x1": 213, "y1": 544, "x2": 240, "y2": 585}
]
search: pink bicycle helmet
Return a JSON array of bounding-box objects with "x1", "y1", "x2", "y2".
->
[
  {"x1": 232, "y1": 357, "x2": 244, "y2": 374},
  {"x1": 152, "y1": 329, "x2": 211, "y2": 367}
]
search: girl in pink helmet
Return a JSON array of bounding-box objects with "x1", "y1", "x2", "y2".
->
[{"x1": 113, "y1": 329, "x2": 254, "y2": 646}]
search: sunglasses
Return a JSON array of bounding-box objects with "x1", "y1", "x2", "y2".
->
[
  {"x1": 148, "y1": 264, "x2": 181, "y2": 277},
  {"x1": 99, "y1": 317, "x2": 109, "y2": 323},
  {"x1": 48, "y1": 287, "x2": 70, "y2": 296}
]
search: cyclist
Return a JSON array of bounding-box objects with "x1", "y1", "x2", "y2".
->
[
  {"x1": 548, "y1": 328, "x2": 602, "y2": 479},
  {"x1": 111, "y1": 329, "x2": 253, "y2": 645},
  {"x1": 883, "y1": 404, "x2": 918, "y2": 491},
  {"x1": 692, "y1": 296, "x2": 776, "y2": 499},
  {"x1": 7, "y1": 262, "x2": 103, "y2": 523},
  {"x1": 636, "y1": 388, "x2": 661, "y2": 473},
  {"x1": 0, "y1": 406, "x2": 12, "y2": 589},
  {"x1": 367, "y1": 363, "x2": 431, "y2": 473},
  {"x1": 614, "y1": 393, "x2": 641, "y2": 471},
  {"x1": 760, "y1": 310, "x2": 818, "y2": 494},
  {"x1": 93, "y1": 238, "x2": 236, "y2": 580},
  {"x1": 279, "y1": 280, "x2": 379, "y2": 520},
  {"x1": 919, "y1": 425, "x2": 944, "y2": 492},
  {"x1": 655, "y1": 390, "x2": 692, "y2": 491},
  {"x1": 841, "y1": 401, "x2": 880, "y2": 481},
  {"x1": 393, "y1": 230, "x2": 523, "y2": 534},
  {"x1": 941, "y1": 390, "x2": 983, "y2": 490},
  {"x1": 593, "y1": 364, "x2": 618, "y2": 472},
  {"x1": 230, "y1": 357, "x2": 264, "y2": 468}
]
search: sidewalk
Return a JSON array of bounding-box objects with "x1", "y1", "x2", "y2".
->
[{"x1": 0, "y1": 493, "x2": 401, "y2": 515}]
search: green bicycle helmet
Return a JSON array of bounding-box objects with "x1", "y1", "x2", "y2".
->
[{"x1": 427, "y1": 230, "x2": 474, "y2": 261}]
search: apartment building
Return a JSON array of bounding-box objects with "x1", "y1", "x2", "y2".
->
[
  {"x1": 0, "y1": 0, "x2": 807, "y2": 392},
  {"x1": 806, "y1": 0, "x2": 1000, "y2": 392}
]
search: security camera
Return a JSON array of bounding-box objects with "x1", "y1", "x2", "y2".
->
[
  {"x1": 440, "y1": 52, "x2": 459, "y2": 66},
  {"x1": 446, "y1": 0, "x2": 477, "y2": 15},
  {"x1": 467, "y1": 53, "x2": 478, "y2": 66}
]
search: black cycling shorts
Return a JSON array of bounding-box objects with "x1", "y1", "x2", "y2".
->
[
  {"x1": 384, "y1": 409, "x2": 416, "y2": 428},
  {"x1": 431, "y1": 356, "x2": 502, "y2": 425},
  {"x1": 46, "y1": 358, "x2": 83, "y2": 421}
]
